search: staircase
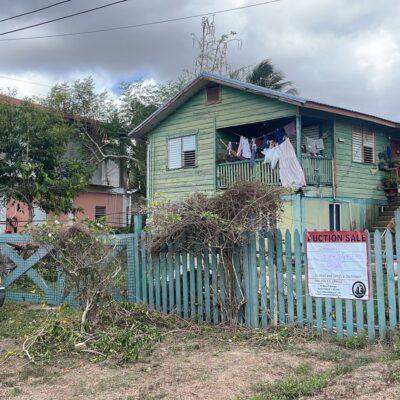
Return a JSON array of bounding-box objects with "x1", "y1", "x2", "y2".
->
[
  {"x1": 371, "y1": 197, "x2": 400, "y2": 232},
  {"x1": 369, "y1": 198, "x2": 400, "y2": 258}
]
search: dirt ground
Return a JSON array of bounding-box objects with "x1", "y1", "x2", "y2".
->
[{"x1": 1, "y1": 331, "x2": 400, "y2": 400}]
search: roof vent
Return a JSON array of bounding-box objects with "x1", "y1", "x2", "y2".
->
[{"x1": 205, "y1": 84, "x2": 221, "y2": 104}]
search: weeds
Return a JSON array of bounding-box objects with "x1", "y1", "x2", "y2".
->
[
  {"x1": 251, "y1": 373, "x2": 329, "y2": 400},
  {"x1": 334, "y1": 334, "x2": 369, "y2": 349},
  {"x1": 317, "y1": 348, "x2": 346, "y2": 363},
  {"x1": 0, "y1": 302, "x2": 53, "y2": 338}
]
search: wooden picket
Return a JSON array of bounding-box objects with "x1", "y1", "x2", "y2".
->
[
  {"x1": 128, "y1": 210, "x2": 400, "y2": 342},
  {"x1": 5, "y1": 210, "x2": 400, "y2": 344}
]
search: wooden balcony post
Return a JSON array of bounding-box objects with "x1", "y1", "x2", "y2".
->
[{"x1": 296, "y1": 114, "x2": 302, "y2": 160}]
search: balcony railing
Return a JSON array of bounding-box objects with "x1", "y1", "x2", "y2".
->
[
  {"x1": 301, "y1": 155, "x2": 333, "y2": 186},
  {"x1": 217, "y1": 155, "x2": 332, "y2": 189}
]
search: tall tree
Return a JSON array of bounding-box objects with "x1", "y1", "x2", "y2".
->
[
  {"x1": 246, "y1": 59, "x2": 298, "y2": 94},
  {"x1": 188, "y1": 15, "x2": 247, "y2": 80},
  {"x1": 43, "y1": 77, "x2": 129, "y2": 166},
  {"x1": 0, "y1": 101, "x2": 92, "y2": 222},
  {"x1": 119, "y1": 79, "x2": 187, "y2": 196}
]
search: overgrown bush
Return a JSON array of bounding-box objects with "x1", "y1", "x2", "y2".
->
[
  {"x1": 29, "y1": 219, "x2": 123, "y2": 333},
  {"x1": 147, "y1": 182, "x2": 285, "y2": 325},
  {"x1": 149, "y1": 182, "x2": 284, "y2": 253}
]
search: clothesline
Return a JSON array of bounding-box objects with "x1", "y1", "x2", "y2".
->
[{"x1": 230, "y1": 128, "x2": 282, "y2": 141}]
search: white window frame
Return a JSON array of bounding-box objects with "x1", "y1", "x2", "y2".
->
[
  {"x1": 329, "y1": 202, "x2": 341, "y2": 231},
  {"x1": 167, "y1": 134, "x2": 197, "y2": 170},
  {"x1": 352, "y1": 127, "x2": 375, "y2": 164}
]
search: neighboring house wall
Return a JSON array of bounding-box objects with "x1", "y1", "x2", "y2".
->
[
  {"x1": 3, "y1": 158, "x2": 128, "y2": 232},
  {"x1": 90, "y1": 160, "x2": 120, "y2": 187},
  {"x1": 148, "y1": 86, "x2": 296, "y2": 202},
  {"x1": 73, "y1": 190, "x2": 126, "y2": 227}
]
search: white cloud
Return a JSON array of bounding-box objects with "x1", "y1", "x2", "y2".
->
[{"x1": 1, "y1": 0, "x2": 400, "y2": 119}]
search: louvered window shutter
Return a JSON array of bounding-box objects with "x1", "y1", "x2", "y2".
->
[
  {"x1": 352, "y1": 128, "x2": 363, "y2": 163},
  {"x1": 363, "y1": 131, "x2": 375, "y2": 164},
  {"x1": 352, "y1": 127, "x2": 375, "y2": 164},
  {"x1": 168, "y1": 138, "x2": 182, "y2": 169},
  {"x1": 183, "y1": 135, "x2": 196, "y2": 167}
]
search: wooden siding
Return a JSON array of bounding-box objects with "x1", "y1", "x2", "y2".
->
[
  {"x1": 335, "y1": 120, "x2": 387, "y2": 200},
  {"x1": 148, "y1": 86, "x2": 296, "y2": 201}
]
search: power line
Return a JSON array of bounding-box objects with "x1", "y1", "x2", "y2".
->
[
  {"x1": 0, "y1": 0, "x2": 130, "y2": 37},
  {"x1": 0, "y1": 75, "x2": 53, "y2": 88},
  {"x1": 0, "y1": 0, "x2": 281, "y2": 42},
  {"x1": 0, "y1": 1, "x2": 72, "y2": 24}
]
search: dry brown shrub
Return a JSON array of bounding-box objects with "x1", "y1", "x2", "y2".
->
[
  {"x1": 149, "y1": 181, "x2": 285, "y2": 254},
  {"x1": 147, "y1": 182, "x2": 286, "y2": 325}
]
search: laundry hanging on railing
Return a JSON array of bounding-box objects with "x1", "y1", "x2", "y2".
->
[
  {"x1": 226, "y1": 141, "x2": 232, "y2": 156},
  {"x1": 305, "y1": 136, "x2": 324, "y2": 154},
  {"x1": 249, "y1": 138, "x2": 257, "y2": 167},
  {"x1": 279, "y1": 138, "x2": 306, "y2": 189},
  {"x1": 262, "y1": 146, "x2": 280, "y2": 169},
  {"x1": 236, "y1": 136, "x2": 252, "y2": 159}
]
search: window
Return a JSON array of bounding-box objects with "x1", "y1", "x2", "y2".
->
[
  {"x1": 329, "y1": 203, "x2": 341, "y2": 231},
  {"x1": 167, "y1": 135, "x2": 197, "y2": 169},
  {"x1": 205, "y1": 84, "x2": 221, "y2": 104},
  {"x1": 95, "y1": 206, "x2": 106, "y2": 219},
  {"x1": 352, "y1": 127, "x2": 375, "y2": 164}
]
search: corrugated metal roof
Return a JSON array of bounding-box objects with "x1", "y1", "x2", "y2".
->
[
  {"x1": 129, "y1": 73, "x2": 400, "y2": 138},
  {"x1": 200, "y1": 72, "x2": 307, "y2": 104}
]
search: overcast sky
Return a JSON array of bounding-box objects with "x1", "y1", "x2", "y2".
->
[{"x1": 0, "y1": 0, "x2": 399, "y2": 120}]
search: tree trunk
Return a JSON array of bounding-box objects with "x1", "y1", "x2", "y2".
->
[
  {"x1": 221, "y1": 248, "x2": 243, "y2": 326},
  {"x1": 28, "y1": 205, "x2": 35, "y2": 224}
]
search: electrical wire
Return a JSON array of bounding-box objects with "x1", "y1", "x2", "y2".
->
[
  {"x1": 0, "y1": 75, "x2": 53, "y2": 88},
  {"x1": 0, "y1": 0, "x2": 281, "y2": 42},
  {"x1": 0, "y1": 1, "x2": 72, "y2": 24},
  {"x1": 0, "y1": 0, "x2": 130, "y2": 37}
]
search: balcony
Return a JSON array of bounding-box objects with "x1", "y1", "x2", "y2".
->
[{"x1": 217, "y1": 155, "x2": 333, "y2": 189}]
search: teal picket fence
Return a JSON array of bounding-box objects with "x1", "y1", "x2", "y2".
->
[
  {"x1": 132, "y1": 212, "x2": 400, "y2": 342},
  {"x1": 3, "y1": 212, "x2": 400, "y2": 343},
  {"x1": 1, "y1": 233, "x2": 134, "y2": 305}
]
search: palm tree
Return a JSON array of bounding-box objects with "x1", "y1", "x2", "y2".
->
[{"x1": 246, "y1": 59, "x2": 298, "y2": 95}]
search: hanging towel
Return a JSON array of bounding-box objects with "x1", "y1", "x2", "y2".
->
[
  {"x1": 262, "y1": 134, "x2": 269, "y2": 149},
  {"x1": 387, "y1": 145, "x2": 392, "y2": 159},
  {"x1": 279, "y1": 138, "x2": 306, "y2": 189},
  {"x1": 250, "y1": 138, "x2": 257, "y2": 167},
  {"x1": 283, "y1": 121, "x2": 296, "y2": 138},
  {"x1": 226, "y1": 141, "x2": 232, "y2": 156},
  {"x1": 262, "y1": 146, "x2": 280, "y2": 169},
  {"x1": 237, "y1": 136, "x2": 252, "y2": 159},
  {"x1": 305, "y1": 136, "x2": 324, "y2": 154},
  {"x1": 274, "y1": 128, "x2": 284, "y2": 144}
]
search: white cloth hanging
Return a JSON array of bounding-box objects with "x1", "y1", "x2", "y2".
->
[
  {"x1": 279, "y1": 138, "x2": 306, "y2": 189},
  {"x1": 305, "y1": 136, "x2": 324, "y2": 154},
  {"x1": 262, "y1": 146, "x2": 280, "y2": 169},
  {"x1": 236, "y1": 136, "x2": 252, "y2": 159}
]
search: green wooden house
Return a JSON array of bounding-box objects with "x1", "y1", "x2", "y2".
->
[{"x1": 129, "y1": 73, "x2": 400, "y2": 234}]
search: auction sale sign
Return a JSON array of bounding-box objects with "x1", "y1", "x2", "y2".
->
[{"x1": 306, "y1": 231, "x2": 370, "y2": 300}]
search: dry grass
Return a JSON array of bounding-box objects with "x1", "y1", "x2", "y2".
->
[{"x1": 1, "y1": 303, "x2": 399, "y2": 400}]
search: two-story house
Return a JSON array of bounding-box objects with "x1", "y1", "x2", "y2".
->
[
  {"x1": 129, "y1": 73, "x2": 400, "y2": 234},
  {"x1": 0, "y1": 94, "x2": 130, "y2": 231}
]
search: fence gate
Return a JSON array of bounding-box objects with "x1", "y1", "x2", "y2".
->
[{"x1": 1, "y1": 233, "x2": 134, "y2": 305}]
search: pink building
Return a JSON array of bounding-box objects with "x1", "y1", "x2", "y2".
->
[{"x1": 0, "y1": 95, "x2": 130, "y2": 232}]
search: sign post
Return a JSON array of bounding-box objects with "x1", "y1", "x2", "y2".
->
[{"x1": 306, "y1": 231, "x2": 370, "y2": 300}]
